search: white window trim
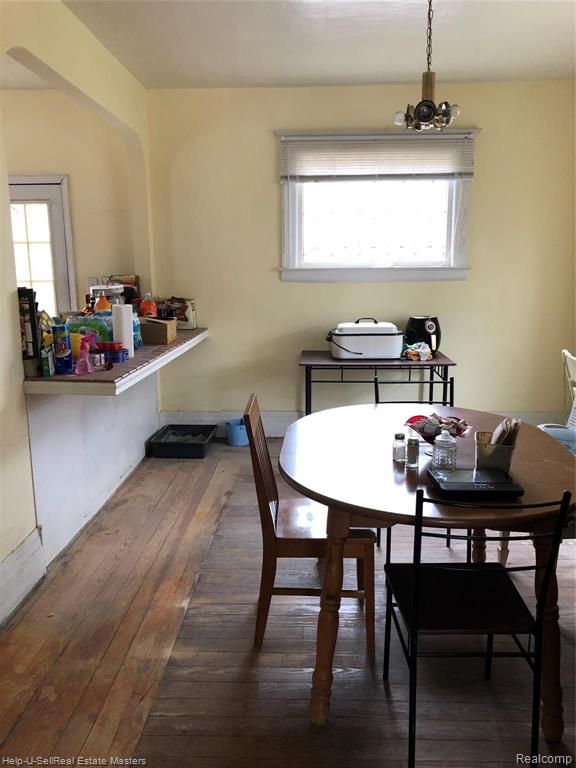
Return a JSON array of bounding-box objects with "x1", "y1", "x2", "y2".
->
[
  {"x1": 279, "y1": 130, "x2": 475, "y2": 283},
  {"x1": 9, "y1": 175, "x2": 77, "y2": 311},
  {"x1": 281, "y1": 179, "x2": 470, "y2": 283}
]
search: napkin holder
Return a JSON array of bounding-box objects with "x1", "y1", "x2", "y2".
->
[{"x1": 474, "y1": 431, "x2": 515, "y2": 473}]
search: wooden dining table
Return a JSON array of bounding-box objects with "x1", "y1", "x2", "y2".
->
[{"x1": 278, "y1": 403, "x2": 575, "y2": 741}]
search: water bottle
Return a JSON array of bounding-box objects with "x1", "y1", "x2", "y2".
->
[{"x1": 432, "y1": 429, "x2": 457, "y2": 471}]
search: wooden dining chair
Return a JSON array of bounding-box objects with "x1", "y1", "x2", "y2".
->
[
  {"x1": 244, "y1": 393, "x2": 377, "y2": 654},
  {"x1": 383, "y1": 489, "x2": 571, "y2": 768}
]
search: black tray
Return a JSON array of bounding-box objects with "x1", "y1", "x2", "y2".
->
[{"x1": 146, "y1": 424, "x2": 217, "y2": 459}]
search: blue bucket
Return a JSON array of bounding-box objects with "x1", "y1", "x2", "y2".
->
[{"x1": 226, "y1": 418, "x2": 249, "y2": 447}]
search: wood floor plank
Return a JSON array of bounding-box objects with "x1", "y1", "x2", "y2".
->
[
  {"x1": 0, "y1": 459, "x2": 184, "y2": 747},
  {"x1": 80, "y1": 457, "x2": 239, "y2": 758}
]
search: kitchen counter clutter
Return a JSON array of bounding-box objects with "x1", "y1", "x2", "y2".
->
[{"x1": 23, "y1": 329, "x2": 208, "y2": 396}]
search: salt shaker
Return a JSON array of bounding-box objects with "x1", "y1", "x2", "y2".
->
[
  {"x1": 432, "y1": 429, "x2": 457, "y2": 471},
  {"x1": 406, "y1": 437, "x2": 420, "y2": 469},
  {"x1": 393, "y1": 433, "x2": 406, "y2": 463}
]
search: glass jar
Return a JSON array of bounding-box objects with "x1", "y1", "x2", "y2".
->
[
  {"x1": 392, "y1": 433, "x2": 406, "y2": 463},
  {"x1": 406, "y1": 437, "x2": 420, "y2": 469},
  {"x1": 432, "y1": 429, "x2": 457, "y2": 471}
]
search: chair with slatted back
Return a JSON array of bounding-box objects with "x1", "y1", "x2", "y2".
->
[{"x1": 244, "y1": 393, "x2": 377, "y2": 654}]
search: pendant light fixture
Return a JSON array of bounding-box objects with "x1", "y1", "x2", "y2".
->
[{"x1": 394, "y1": 0, "x2": 460, "y2": 131}]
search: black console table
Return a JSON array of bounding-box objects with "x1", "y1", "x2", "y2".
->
[{"x1": 299, "y1": 350, "x2": 456, "y2": 415}]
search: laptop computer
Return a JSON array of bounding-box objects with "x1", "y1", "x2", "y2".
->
[{"x1": 427, "y1": 468, "x2": 525, "y2": 499}]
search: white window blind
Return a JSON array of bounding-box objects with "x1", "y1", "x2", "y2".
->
[{"x1": 279, "y1": 131, "x2": 475, "y2": 182}]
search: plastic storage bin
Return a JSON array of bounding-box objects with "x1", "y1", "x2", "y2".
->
[{"x1": 146, "y1": 424, "x2": 217, "y2": 458}]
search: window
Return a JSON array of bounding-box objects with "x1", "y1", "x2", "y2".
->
[
  {"x1": 279, "y1": 131, "x2": 475, "y2": 282},
  {"x1": 10, "y1": 176, "x2": 76, "y2": 316}
]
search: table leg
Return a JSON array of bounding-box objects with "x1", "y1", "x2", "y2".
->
[
  {"x1": 305, "y1": 366, "x2": 312, "y2": 415},
  {"x1": 533, "y1": 523, "x2": 564, "y2": 742},
  {"x1": 310, "y1": 506, "x2": 351, "y2": 725},
  {"x1": 428, "y1": 366, "x2": 434, "y2": 404},
  {"x1": 442, "y1": 366, "x2": 448, "y2": 405}
]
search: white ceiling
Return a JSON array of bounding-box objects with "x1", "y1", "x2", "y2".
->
[
  {"x1": 1, "y1": 2, "x2": 573, "y2": 91},
  {"x1": 62, "y1": 0, "x2": 575, "y2": 89}
]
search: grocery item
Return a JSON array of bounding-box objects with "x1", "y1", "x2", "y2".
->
[
  {"x1": 52, "y1": 324, "x2": 73, "y2": 374},
  {"x1": 94, "y1": 290, "x2": 112, "y2": 312},
  {"x1": 139, "y1": 293, "x2": 157, "y2": 318}
]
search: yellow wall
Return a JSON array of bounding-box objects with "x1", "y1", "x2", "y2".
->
[
  {"x1": 1, "y1": 90, "x2": 134, "y2": 306},
  {"x1": 0, "y1": 0, "x2": 150, "y2": 563},
  {"x1": 150, "y1": 81, "x2": 574, "y2": 414},
  {"x1": 0, "y1": 107, "x2": 37, "y2": 561}
]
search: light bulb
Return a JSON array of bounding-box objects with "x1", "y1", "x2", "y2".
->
[{"x1": 394, "y1": 111, "x2": 406, "y2": 126}]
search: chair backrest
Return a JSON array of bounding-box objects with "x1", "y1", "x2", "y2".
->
[
  {"x1": 567, "y1": 398, "x2": 576, "y2": 432},
  {"x1": 562, "y1": 349, "x2": 576, "y2": 404},
  {"x1": 244, "y1": 394, "x2": 279, "y2": 539},
  {"x1": 410, "y1": 490, "x2": 572, "y2": 636}
]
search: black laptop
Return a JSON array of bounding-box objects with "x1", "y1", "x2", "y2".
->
[{"x1": 427, "y1": 468, "x2": 524, "y2": 499}]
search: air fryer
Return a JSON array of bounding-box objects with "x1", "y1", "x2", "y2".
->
[{"x1": 405, "y1": 316, "x2": 441, "y2": 355}]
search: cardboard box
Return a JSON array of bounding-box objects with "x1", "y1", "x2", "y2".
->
[{"x1": 140, "y1": 318, "x2": 178, "y2": 345}]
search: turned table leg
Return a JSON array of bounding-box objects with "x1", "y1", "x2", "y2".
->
[
  {"x1": 533, "y1": 523, "x2": 564, "y2": 742},
  {"x1": 310, "y1": 506, "x2": 351, "y2": 725}
]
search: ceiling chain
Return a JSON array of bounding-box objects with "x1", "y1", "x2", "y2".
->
[{"x1": 426, "y1": 0, "x2": 433, "y2": 72}]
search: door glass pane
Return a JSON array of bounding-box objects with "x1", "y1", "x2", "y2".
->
[
  {"x1": 29, "y1": 243, "x2": 55, "y2": 282},
  {"x1": 25, "y1": 203, "x2": 51, "y2": 242},
  {"x1": 31, "y1": 282, "x2": 57, "y2": 318},
  {"x1": 10, "y1": 204, "x2": 27, "y2": 241},
  {"x1": 14, "y1": 243, "x2": 31, "y2": 282}
]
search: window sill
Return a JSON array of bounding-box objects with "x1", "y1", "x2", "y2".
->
[{"x1": 279, "y1": 267, "x2": 469, "y2": 283}]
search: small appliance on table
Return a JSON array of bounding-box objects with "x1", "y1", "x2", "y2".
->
[{"x1": 327, "y1": 317, "x2": 403, "y2": 359}]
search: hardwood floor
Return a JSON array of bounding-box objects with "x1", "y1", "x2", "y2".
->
[{"x1": 0, "y1": 442, "x2": 574, "y2": 767}]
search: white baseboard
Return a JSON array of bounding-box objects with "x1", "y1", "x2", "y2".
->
[
  {"x1": 160, "y1": 410, "x2": 301, "y2": 438},
  {"x1": 0, "y1": 528, "x2": 46, "y2": 625},
  {"x1": 161, "y1": 409, "x2": 564, "y2": 438}
]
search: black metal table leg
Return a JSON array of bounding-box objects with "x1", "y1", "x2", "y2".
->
[
  {"x1": 428, "y1": 365, "x2": 434, "y2": 404},
  {"x1": 305, "y1": 365, "x2": 312, "y2": 415},
  {"x1": 442, "y1": 366, "x2": 448, "y2": 405}
]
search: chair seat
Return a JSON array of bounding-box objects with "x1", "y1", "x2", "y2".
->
[
  {"x1": 385, "y1": 562, "x2": 536, "y2": 635},
  {"x1": 275, "y1": 498, "x2": 375, "y2": 542}
]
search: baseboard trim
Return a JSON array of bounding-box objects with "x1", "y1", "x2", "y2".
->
[
  {"x1": 161, "y1": 409, "x2": 564, "y2": 438},
  {"x1": 160, "y1": 410, "x2": 302, "y2": 438},
  {"x1": 0, "y1": 528, "x2": 46, "y2": 625}
]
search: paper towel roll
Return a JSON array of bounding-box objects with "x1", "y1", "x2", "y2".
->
[{"x1": 112, "y1": 304, "x2": 134, "y2": 358}]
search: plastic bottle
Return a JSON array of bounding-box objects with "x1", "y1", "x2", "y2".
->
[
  {"x1": 94, "y1": 290, "x2": 111, "y2": 312},
  {"x1": 392, "y1": 433, "x2": 406, "y2": 463},
  {"x1": 82, "y1": 294, "x2": 94, "y2": 315},
  {"x1": 74, "y1": 333, "x2": 96, "y2": 375},
  {"x1": 432, "y1": 429, "x2": 457, "y2": 471},
  {"x1": 139, "y1": 292, "x2": 157, "y2": 318},
  {"x1": 406, "y1": 437, "x2": 420, "y2": 469}
]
